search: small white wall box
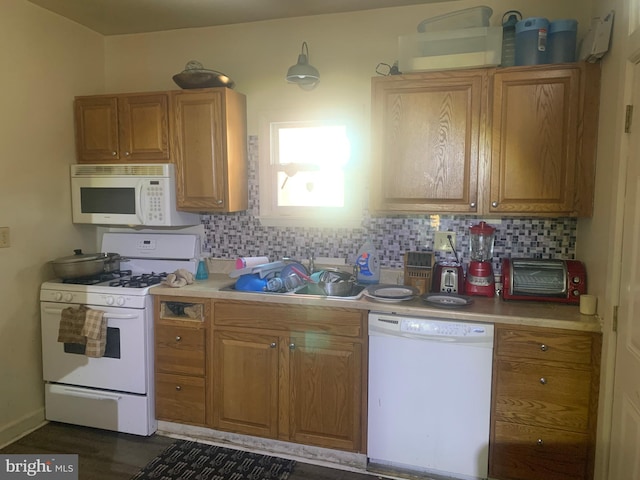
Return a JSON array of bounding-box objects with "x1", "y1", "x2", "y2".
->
[
  {"x1": 398, "y1": 26, "x2": 503, "y2": 73},
  {"x1": 579, "y1": 11, "x2": 614, "y2": 62}
]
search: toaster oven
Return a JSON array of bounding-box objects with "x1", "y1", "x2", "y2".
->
[{"x1": 501, "y1": 258, "x2": 586, "y2": 304}]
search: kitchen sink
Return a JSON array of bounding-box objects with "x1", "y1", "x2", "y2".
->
[{"x1": 220, "y1": 283, "x2": 367, "y2": 300}]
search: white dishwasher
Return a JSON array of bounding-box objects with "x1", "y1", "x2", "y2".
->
[{"x1": 367, "y1": 312, "x2": 494, "y2": 480}]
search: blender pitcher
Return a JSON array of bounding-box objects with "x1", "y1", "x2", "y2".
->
[{"x1": 466, "y1": 221, "x2": 496, "y2": 297}]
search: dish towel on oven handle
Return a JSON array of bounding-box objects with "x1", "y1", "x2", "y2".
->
[
  {"x1": 57, "y1": 305, "x2": 106, "y2": 357},
  {"x1": 57, "y1": 305, "x2": 88, "y2": 345},
  {"x1": 81, "y1": 308, "x2": 106, "y2": 358}
]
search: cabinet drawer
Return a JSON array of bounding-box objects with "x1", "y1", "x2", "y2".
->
[
  {"x1": 496, "y1": 328, "x2": 593, "y2": 365},
  {"x1": 493, "y1": 359, "x2": 591, "y2": 431},
  {"x1": 213, "y1": 301, "x2": 363, "y2": 337},
  {"x1": 491, "y1": 420, "x2": 588, "y2": 480},
  {"x1": 156, "y1": 373, "x2": 206, "y2": 425},
  {"x1": 156, "y1": 325, "x2": 205, "y2": 376}
]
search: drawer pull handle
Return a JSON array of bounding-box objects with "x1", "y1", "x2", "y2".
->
[
  {"x1": 175, "y1": 336, "x2": 182, "y2": 342},
  {"x1": 175, "y1": 385, "x2": 182, "y2": 391},
  {"x1": 289, "y1": 343, "x2": 296, "y2": 350},
  {"x1": 539, "y1": 377, "x2": 547, "y2": 385},
  {"x1": 270, "y1": 342, "x2": 277, "y2": 348},
  {"x1": 536, "y1": 438, "x2": 544, "y2": 446},
  {"x1": 540, "y1": 344, "x2": 548, "y2": 352}
]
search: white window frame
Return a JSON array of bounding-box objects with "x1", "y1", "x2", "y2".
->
[{"x1": 258, "y1": 109, "x2": 364, "y2": 228}]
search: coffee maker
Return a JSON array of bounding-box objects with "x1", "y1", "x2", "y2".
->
[{"x1": 465, "y1": 221, "x2": 496, "y2": 297}]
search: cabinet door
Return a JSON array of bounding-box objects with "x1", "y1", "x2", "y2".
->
[
  {"x1": 489, "y1": 67, "x2": 580, "y2": 214},
  {"x1": 371, "y1": 70, "x2": 485, "y2": 213},
  {"x1": 212, "y1": 330, "x2": 279, "y2": 438},
  {"x1": 74, "y1": 97, "x2": 119, "y2": 162},
  {"x1": 172, "y1": 90, "x2": 228, "y2": 210},
  {"x1": 118, "y1": 94, "x2": 170, "y2": 162},
  {"x1": 287, "y1": 334, "x2": 362, "y2": 452}
]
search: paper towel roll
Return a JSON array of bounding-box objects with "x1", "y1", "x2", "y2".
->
[{"x1": 235, "y1": 256, "x2": 269, "y2": 269}]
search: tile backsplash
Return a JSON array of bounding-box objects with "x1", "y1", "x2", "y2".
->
[{"x1": 201, "y1": 136, "x2": 577, "y2": 272}]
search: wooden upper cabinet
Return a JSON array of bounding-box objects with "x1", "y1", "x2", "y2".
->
[
  {"x1": 171, "y1": 88, "x2": 248, "y2": 213},
  {"x1": 370, "y1": 62, "x2": 600, "y2": 217},
  {"x1": 74, "y1": 93, "x2": 170, "y2": 163},
  {"x1": 371, "y1": 69, "x2": 486, "y2": 213},
  {"x1": 488, "y1": 64, "x2": 597, "y2": 216}
]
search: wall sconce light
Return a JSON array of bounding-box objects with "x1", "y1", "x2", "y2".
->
[{"x1": 286, "y1": 41, "x2": 320, "y2": 90}]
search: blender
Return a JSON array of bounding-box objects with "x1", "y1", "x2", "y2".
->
[{"x1": 465, "y1": 221, "x2": 496, "y2": 297}]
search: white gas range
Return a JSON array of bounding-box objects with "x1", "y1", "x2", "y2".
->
[{"x1": 40, "y1": 233, "x2": 200, "y2": 436}]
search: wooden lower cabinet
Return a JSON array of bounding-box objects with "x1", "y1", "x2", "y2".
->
[
  {"x1": 489, "y1": 325, "x2": 601, "y2": 480},
  {"x1": 212, "y1": 300, "x2": 366, "y2": 453},
  {"x1": 154, "y1": 296, "x2": 211, "y2": 427},
  {"x1": 212, "y1": 330, "x2": 279, "y2": 438}
]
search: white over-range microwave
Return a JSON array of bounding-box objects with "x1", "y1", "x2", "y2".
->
[{"x1": 70, "y1": 164, "x2": 200, "y2": 227}]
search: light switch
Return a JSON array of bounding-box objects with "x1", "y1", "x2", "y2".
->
[{"x1": 0, "y1": 227, "x2": 10, "y2": 248}]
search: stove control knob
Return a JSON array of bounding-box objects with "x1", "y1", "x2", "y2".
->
[
  {"x1": 54, "y1": 292, "x2": 63, "y2": 301},
  {"x1": 63, "y1": 293, "x2": 73, "y2": 302},
  {"x1": 105, "y1": 296, "x2": 115, "y2": 305},
  {"x1": 116, "y1": 297, "x2": 126, "y2": 306}
]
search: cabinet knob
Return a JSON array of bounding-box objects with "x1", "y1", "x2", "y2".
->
[
  {"x1": 540, "y1": 344, "x2": 548, "y2": 352},
  {"x1": 536, "y1": 438, "x2": 544, "y2": 446},
  {"x1": 111, "y1": 151, "x2": 117, "y2": 156},
  {"x1": 539, "y1": 377, "x2": 547, "y2": 385},
  {"x1": 470, "y1": 202, "x2": 476, "y2": 208},
  {"x1": 216, "y1": 200, "x2": 223, "y2": 205},
  {"x1": 175, "y1": 385, "x2": 182, "y2": 391},
  {"x1": 491, "y1": 201, "x2": 499, "y2": 208},
  {"x1": 270, "y1": 342, "x2": 277, "y2": 348},
  {"x1": 124, "y1": 151, "x2": 130, "y2": 156},
  {"x1": 175, "y1": 336, "x2": 182, "y2": 342},
  {"x1": 289, "y1": 343, "x2": 296, "y2": 350}
]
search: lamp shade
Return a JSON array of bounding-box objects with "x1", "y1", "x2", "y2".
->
[{"x1": 286, "y1": 42, "x2": 320, "y2": 88}]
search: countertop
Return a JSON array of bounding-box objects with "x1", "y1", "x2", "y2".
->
[{"x1": 150, "y1": 274, "x2": 602, "y2": 333}]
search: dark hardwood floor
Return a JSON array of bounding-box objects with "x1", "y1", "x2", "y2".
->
[{"x1": 1, "y1": 422, "x2": 375, "y2": 480}]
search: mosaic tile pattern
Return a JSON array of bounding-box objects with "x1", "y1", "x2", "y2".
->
[{"x1": 200, "y1": 136, "x2": 578, "y2": 272}]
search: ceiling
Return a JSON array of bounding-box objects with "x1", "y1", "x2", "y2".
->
[{"x1": 27, "y1": 0, "x2": 459, "y2": 36}]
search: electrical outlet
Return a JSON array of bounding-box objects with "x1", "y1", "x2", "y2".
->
[
  {"x1": 434, "y1": 231, "x2": 456, "y2": 252},
  {"x1": 0, "y1": 227, "x2": 9, "y2": 248}
]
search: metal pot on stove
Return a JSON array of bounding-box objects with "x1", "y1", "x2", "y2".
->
[{"x1": 50, "y1": 249, "x2": 123, "y2": 279}]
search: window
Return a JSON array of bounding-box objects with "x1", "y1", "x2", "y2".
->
[{"x1": 259, "y1": 111, "x2": 363, "y2": 227}]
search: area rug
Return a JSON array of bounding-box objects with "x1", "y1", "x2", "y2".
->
[{"x1": 131, "y1": 439, "x2": 296, "y2": 480}]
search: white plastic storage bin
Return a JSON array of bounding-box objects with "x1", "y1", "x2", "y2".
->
[
  {"x1": 417, "y1": 6, "x2": 493, "y2": 32},
  {"x1": 399, "y1": 26, "x2": 503, "y2": 72}
]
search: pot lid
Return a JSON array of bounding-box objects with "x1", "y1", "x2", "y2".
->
[{"x1": 51, "y1": 249, "x2": 107, "y2": 264}]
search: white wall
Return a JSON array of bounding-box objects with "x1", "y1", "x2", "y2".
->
[
  {"x1": 0, "y1": 0, "x2": 103, "y2": 446},
  {"x1": 103, "y1": 0, "x2": 590, "y2": 134},
  {"x1": 576, "y1": 0, "x2": 628, "y2": 478}
]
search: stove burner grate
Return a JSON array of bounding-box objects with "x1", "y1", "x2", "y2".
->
[
  {"x1": 62, "y1": 270, "x2": 133, "y2": 285},
  {"x1": 109, "y1": 272, "x2": 168, "y2": 288}
]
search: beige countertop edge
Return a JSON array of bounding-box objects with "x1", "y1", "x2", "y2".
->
[{"x1": 150, "y1": 275, "x2": 602, "y2": 334}]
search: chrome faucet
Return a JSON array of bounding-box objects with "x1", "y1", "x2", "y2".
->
[{"x1": 307, "y1": 249, "x2": 315, "y2": 274}]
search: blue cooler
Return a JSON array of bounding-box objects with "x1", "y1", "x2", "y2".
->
[
  {"x1": 548, "y1": 19, "x2": 578, "y2": 63},
  {"x1": 515, "y1": 17, "x2": 549, "y2": 65}
]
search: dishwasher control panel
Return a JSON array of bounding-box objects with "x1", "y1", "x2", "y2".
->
[
  {"x1": 401, "y1": 318, "x2": 489, "y2": 337},
  {"x1": 368, "y1": 312, "x2": 494, "y2": 343}
]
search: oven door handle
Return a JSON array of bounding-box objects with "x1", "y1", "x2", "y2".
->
[
  {"x1": 49, "y1": 385, "x2": 122, "y2": 401},
  {"x1": 42, "y1": 307, "x2": 139, "y2": 320}
]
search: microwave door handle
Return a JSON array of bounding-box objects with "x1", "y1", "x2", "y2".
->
[{"x1": 136, "y1": 179, "x2": 146, "y2": 224}]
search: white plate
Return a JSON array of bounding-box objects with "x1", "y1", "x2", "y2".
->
[
  {"x1": 366, "y1": 284, "x2": 419, "y2": 299},
  {"x1": 364, "y1": 291, "x2": 415, "y2": 303},
  {"x1": 423, "y1": 294, "x2": 474, "y2": 308}
]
